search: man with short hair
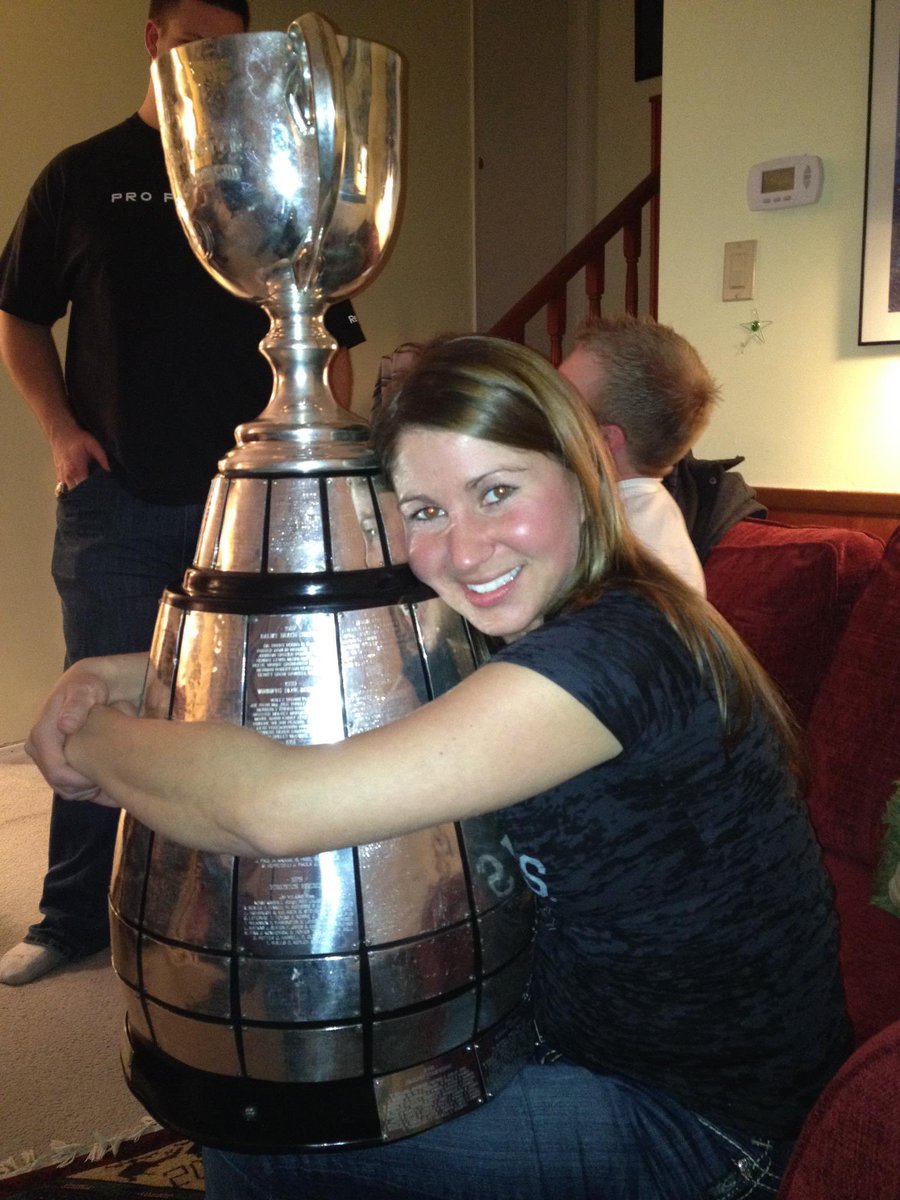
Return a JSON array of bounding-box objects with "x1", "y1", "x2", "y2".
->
[
  {"x1": 0, "y1": 0, "x2": 362, "y2": 985},
  {"x1": 560, "y1": 315, "x2": 718, "y2": 594}
]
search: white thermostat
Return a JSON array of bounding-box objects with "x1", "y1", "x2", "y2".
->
[{"x1": 747, "y1": 155, "x2": 823, "y2": 210}]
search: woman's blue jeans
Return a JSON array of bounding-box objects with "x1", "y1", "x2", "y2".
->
[
  {"x1": 26, "y1": 469, "x2": 204, "y2": 959},
  {"x1": 202, "y1": 1061, "x2": 793, "y2": 1200}
]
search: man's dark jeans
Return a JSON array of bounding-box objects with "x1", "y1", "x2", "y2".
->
[{"x1": 27, "y1": 469, "x2": 204, "y2": 959}]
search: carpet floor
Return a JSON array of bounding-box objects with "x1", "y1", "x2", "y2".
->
[
  {"x1": 0, "y1": 1129, "x2": 203, "y2": 1197},
  {"x1": 0, "y1": 753, "x2": 158, "y2": 1183}
]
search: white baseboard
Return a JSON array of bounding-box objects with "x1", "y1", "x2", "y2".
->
[{"x1": 0, "y1": 741, "x2": 30, "y2": 765}]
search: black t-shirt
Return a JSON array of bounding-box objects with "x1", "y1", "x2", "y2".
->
[
  {"x1": 0, "y1": 115, "x2": 363, "y2": 504},
  {"x1": 494, "y1": 590, "x2": 850, "y2": 1138}
]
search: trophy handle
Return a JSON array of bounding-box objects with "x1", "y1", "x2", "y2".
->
[{"x1": 287, "y1": 13, "x2": 347, "y2": 292}]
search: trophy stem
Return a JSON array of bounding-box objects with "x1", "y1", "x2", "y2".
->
[{"x1": 223, "y1": 265, "x2": 372, "y2": 474}]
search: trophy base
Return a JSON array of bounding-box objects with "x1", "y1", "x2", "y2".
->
[{"x1": 120, "y1": 1004, "x2": 534, "y2": 1151}]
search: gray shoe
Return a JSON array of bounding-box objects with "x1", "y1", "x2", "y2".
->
[{"x1": 0, "y1": 942, "x2": 68, "y2": 985}]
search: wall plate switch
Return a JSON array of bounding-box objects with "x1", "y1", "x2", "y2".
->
[{"x1": 723, "y1": 240, "x2": 757, "y2": 301}]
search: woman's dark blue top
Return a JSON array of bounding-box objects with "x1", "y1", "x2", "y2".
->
[{"x1": 494, "y1": 589, "x2": 850, "y2": 1139}]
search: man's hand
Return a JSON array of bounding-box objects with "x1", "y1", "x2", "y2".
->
[
  {"x1": 0, "y1": 311, "x2": 111, "y2": 490},
  {"x1": 51, "y1": 426, "x2": 110, "y2": 491}
]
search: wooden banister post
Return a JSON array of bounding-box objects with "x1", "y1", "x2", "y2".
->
[
  {"x1": 488, "y1": 173, "x2": 659, "y2": 343},
  {"x1": 547, "y1": 290, "x2": 567, "y2": 366},
  {"x1": 623, "y1": 216, "x2": 641, "y2": 316},
  {"x1": 586, "y1": 257, "x2": 605, "y2": 321}
]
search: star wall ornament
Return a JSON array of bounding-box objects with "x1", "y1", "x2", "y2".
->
[{"x1": 739, "y1": 309, "x2": 773, "y2": 352}]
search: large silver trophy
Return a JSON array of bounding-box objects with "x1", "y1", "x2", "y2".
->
[{"x1": 107, "y1": 14, "x2": 534, "y2": 1152}]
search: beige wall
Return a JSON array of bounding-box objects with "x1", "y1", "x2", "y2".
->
[
  {"x1": 473, "y1": 0, "x2": 568, "y2": 332},
  {"x1": 659, "y1": 0, "x2": 900, "y2": 490},
  {"x1": 0, "y1": 0, "x2": 473, "y2": 742}
]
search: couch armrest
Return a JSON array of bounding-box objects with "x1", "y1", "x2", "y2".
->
[{"x1": 777, "y1": 1018, "x2": 900, "y2": 1198}]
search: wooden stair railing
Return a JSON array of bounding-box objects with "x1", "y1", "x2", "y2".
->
[{"x1": 489, "y1": 95, "x2": 661, "y2": 365}]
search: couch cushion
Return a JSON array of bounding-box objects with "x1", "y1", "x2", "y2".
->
[
  {"x1": 805, "y1": 527, "x2": 900, "y2": 868},
  {"x1": 704, "y1": 519, "x2": 883, "y2": 723},
  {"x1": 775, "y1": 1012, "x2": 900, "y2": 1198},
  {"x1": 822, "y1": 847, "x2": 900, "y2": 1046}
]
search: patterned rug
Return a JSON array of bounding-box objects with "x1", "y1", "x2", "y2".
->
[{"x1": 0, "y1": 1130, "x2": 203, "y2": 1198}]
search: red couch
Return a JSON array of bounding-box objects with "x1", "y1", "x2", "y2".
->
[{"x1": 704, "y1": 518, "x2": 900, "y2": 1194}]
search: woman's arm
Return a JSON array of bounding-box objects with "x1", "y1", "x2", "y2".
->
[{"x1": 64, "y1": 660, "x2": 623, "y2": 857}]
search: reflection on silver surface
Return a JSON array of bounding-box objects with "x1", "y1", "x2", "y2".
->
[
  {"x1": 320, "y1": 39, "x2": 401, "y2": 299},
  {"x1": 340, "y1": 606, "x2": 423, "y2": 735},
  {"x1": 368, "y1": 923, "x2": 475, "y2": 1011},
  {"x1": 239, "y1": 953, "x2": 360, "y2": 1022},
  {"x1": 110, "y1": 912, "x2": 140, "y2": 990},
  {"x1": 369, "y1": 474, "x2": 409, "y2": 565},
  {"x1": 217, "y1": 477, "x2": 267, "y2": 572},
  {"x1": 114, "y1": 574, "x2": 536, "y2": 1145},
  {"x1": 327, "y1": 475, "x2": 384, "y2": 569},
  {"x1": 243, "y1": 1022, "x2": 364, "y2": 1083},
  {"x1": 475, "y1": 1008, "x2": 535, "y2": 1100},
  {"x1": 141, "y1": 602, "x2": 182, "y2": 720},
  {"x1": 123, "y1": 986, "x2": 153, "y2": 1045},
  {"x1": 415, "y1": 600, "x2": 483, "y2": 696},
  {"x1": 268, "y1": 478, "x2": 326, "y2": 573},
  {"x1": 372, "y1": 990, "x2": 477, "y2": 1075},
  {"x1": 358, "y1": 825, "x2": 469, "y2": 942},
  {"x1": 110, "y1": 818, "x2": 153, "y2": 925},
  {"x1": 153, "y1": 20, "x2": 402, "y2": 471},
  {"x1": 141, "y1": 936, "x2": 232, "y2": 1018},
  {"x1": 173, "y1": 611, "x2": 247, "y2": 723},
  {"x1": 246, "y1": 613, "x2": 343, "y2": 745},
  {"x1": 195, "y1": 475, "x2": 228, "y2": 568},
  {"x1": 237, "y1": 851, "x2": 359, "y2": 954},
  {"x1": 146, "y1": 999, "x2": 243, "y2": 1076},
  {"x1": 142, "y1": 838, "x2": 235, "y2": 948}
]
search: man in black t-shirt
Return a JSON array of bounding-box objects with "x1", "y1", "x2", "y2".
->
[{"x1": 0, "y1": 0, "x2": 363, "y2": 985}]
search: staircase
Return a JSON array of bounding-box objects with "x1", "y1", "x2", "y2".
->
[{"x1": 489, "y1": 96, "x2": 661, "y2": 366}]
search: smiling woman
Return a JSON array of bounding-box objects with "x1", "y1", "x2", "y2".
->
[
  {"x1": 27, "y1": 335, "x2": 852, "y2": 1200},
  {"x1": 393, "y1": 428, "x2": 584, "y2": 641}
]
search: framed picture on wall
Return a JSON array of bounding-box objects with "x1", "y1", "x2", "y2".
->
[{"x1": 859, "y1": 0, "x2": 900, "y2": 344}]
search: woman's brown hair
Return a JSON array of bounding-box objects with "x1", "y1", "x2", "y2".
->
[{"x1": 374, "y1": 334, "x2": 803, "y2": 770}]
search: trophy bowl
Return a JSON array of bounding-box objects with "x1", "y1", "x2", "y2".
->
[{"x1": 152, "y1": 14, "x2": 403, "y2": 460}]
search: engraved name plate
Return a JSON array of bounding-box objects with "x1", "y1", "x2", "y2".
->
[
  {"x1": 268, "y1": 477, "x2": 325, "y2": 573},
  {"x1": 374, "y1": 1046, "x2": 484, "y2": 1140},
  {"x1": 246, "y1": 612, "x2": 343, "y2": 744},
  {"x1": 237, "y1": 850, "x2": 359, "y2": 954}
]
